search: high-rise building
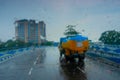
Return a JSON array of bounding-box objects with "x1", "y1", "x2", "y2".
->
[
  {"x1": 15, "y1": 19, "x2": 46, "y2": 44},
  {"x1": 39, "y1": 21, "x2": 46, "y2": 43}
]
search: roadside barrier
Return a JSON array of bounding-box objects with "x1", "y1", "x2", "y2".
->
[
  {"x1": 0, "y1": 47, "x2": 31, "y2": 64},
  {"x1": 87, "y1": 46, "x2": 120, "y2": 67}
]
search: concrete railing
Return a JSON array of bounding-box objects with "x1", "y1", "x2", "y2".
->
[
  {"x1": 0, "y1": 47, "x2": 33, "y2": 63},
  {"x1": 87, "y1": 44, "x2": 120, "y2": 67}
]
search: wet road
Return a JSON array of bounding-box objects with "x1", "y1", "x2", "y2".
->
[{"x1": 0, "y1": 47, "x2": 120, "y2": 80}]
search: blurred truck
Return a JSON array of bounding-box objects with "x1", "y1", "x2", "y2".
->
[{"x1": 58, "y1": 35, "x2": 89, "y2": 64}]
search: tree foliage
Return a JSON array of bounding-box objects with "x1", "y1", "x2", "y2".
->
[
  {"x1": 41, "y1": 41, "x2": 53, "y2": 46},
  {"x1": 0, "y1": 40, "x2": 34, "y2": 51},
  {"x1": 99, "y1": 30, "x2": 120, "y2": 45},
  {"x1": 64, "y1": 25, "x2": 79, "y2": 37}
]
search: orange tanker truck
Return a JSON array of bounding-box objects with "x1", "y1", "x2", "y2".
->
[{"x1": 58, "y1": 35, "x2": 89, "y2": 63}]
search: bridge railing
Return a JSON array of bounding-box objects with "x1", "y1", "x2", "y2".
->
[
  {"x1": 87, "y1": 43, "x2": 120, "y2": 67},
  {"x1": 0, "y1": 47, "x2": 33, "y2": 63}
]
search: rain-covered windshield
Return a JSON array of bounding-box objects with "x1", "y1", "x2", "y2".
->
[{"x1": 0, "y1": 0, "x2": 120, "y2": 80}]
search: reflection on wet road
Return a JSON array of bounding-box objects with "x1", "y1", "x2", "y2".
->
[
  {"x1": 0, "y1": 47, "x2": 120, "y2": 80},
  {"x1": 60, "y1": 62, "x2": 87, "y2": 80}
]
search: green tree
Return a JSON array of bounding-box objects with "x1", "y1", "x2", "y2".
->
[
  {"x1": 99, "y1": 30, "x2": 120, "y2": 45},
  {"x1": 15, "y1": 40, "x2": 31, "y2": 48},
  {"x1": 64, "y1": 25, "x2": 79, "y2": 37},
  {"x1": 5, "y1": 40, "x2": 27, "y2": 49},
  {"x1": 0, "y1": 39, "x2": 36, "y2": 52},
  {"x1": 41, "y1": 41, "x2": 53, "y2": 46},
  {"x1": 5, "y1": 40, "x2": 15, "y2": 49}
]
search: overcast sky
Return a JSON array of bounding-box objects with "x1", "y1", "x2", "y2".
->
[{"x1": 0, "y1": 0, "x2": 120, "y2": 42}]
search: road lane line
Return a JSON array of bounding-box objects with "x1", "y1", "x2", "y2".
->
[
  {"x1": 34, "y1": 61, "x2": 37, "y2": 65},
  {"x1": 77, "y1": 67, "x2": 85, "y2": 73},
  {"x1": 28, "y1": 68, "x2": 33, "y2": 75},
  {"x1": 36, "y1": 57, "x2": 39, "y2": 61}
]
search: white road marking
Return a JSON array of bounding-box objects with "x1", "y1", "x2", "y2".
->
[
  {"x1": 34, "y1": 61, "x2": 37, "y2": 65},
  {"x1": 28, "y1": 68, "x2": 33, "y2": 75},
  {"x1": 77, "y1": 67, "x2": 85, "y2": 73},
  {"x1": 36, "y1": 57, "x2": 39, "y2": 61},
  {"x1": 28, "y1": 55, "x2": 40, "y2": 75}
]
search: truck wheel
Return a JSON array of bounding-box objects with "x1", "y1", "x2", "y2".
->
[
  {"x1": 69, "y1": 57, "x2": 75, "y2": 63},
  {"x1": 78, "y1": 54, "x2": 85, "y2": 63},
  {"x1": 80, "y1": 53, "x2": 85, "y2": 60},
  {"x1": 65, "y1": 55, "x2": 69, "y2": 63},
  {"x1": 78, "y1": 59, "x2": 84, "y2": 67}
]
